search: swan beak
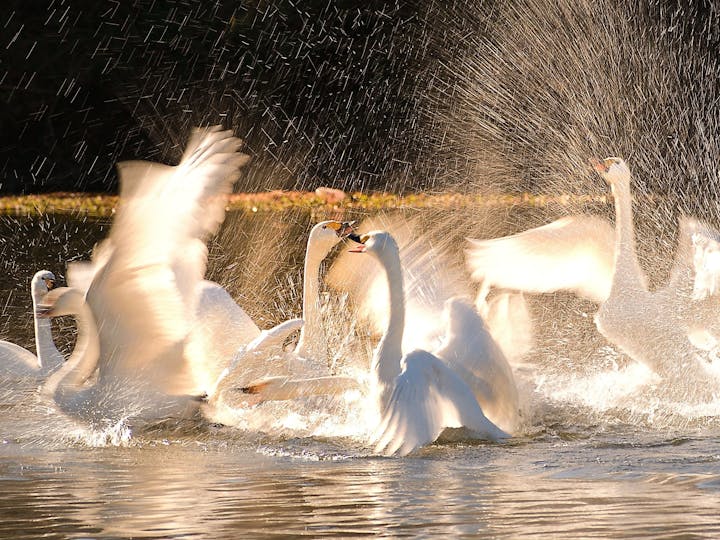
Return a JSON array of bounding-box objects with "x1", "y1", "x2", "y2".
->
[
  {"x1": 43, "y1": 278, "x2": 56, "y2": 290},
  {"x1": 327, "y1": 220, "x2": 356, "y2": 238},
  {"x1": 589, "y1": 157, "x2": 607, "y2": 173}
]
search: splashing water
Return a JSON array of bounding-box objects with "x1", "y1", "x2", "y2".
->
[{"x1": 1, "y1": 1, "x2": 720, "y2": 451}]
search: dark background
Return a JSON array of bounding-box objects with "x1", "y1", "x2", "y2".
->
[{"x1": 0, "y1": 0, "x2": 718, "y2": 195}]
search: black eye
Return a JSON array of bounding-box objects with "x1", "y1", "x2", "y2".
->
[{"x1": 322, "y1": 225, "x2": 327, "y2": 229}]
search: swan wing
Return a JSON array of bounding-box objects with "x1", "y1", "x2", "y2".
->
[
  {"x1": 374, "y1": 350, "x2": 509, "y2": 456},
  {"x1": 479, "y1": 291, "x2": 535, "y2": 363},
  {"x1": 685, "y1": 219, "x2": 720, "y2": 300},
  {"x1": 88, "y1": 127, "x2": 248, "y2": 395},
  {"x1": 185, "y1": 280, "x2": 261, "y2": 393},
  {"x1": 434, "y1": 298, "x2": 520, "y2": 433},
  {"x1": 66, "y1": 239, "x2": 115, "y2": 294},
  {"x1": 466, "y1": 215, "x2": 615, "y2": 303},
  {"x1": 0, "y1": 341, "x2": 40, "y2": 375},
  {"x1": 211, "y1": 318, "x2": 304, "y2": 394}
]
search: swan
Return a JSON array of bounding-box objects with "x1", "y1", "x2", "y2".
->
[
  {"x1": 592, "y1": 157, "x2": 720, "y2": 379},
  {"x1": 212, "y1": 220, "x2": 362, "y2": 402},
  {"x1": 324, "y1": 214, "x2": 520, "y2": 429},
  {"x1": 38, "y1": 126, "x2": 250, "y2": 424},
  {"x1": 466, "y1": 157, "x2": 720, "y2": 380},
  {"x1": 348, "y1": 231, "x2": 509, "y2": 456},
  {"x1": 0, "y1": 270, "x2": 64, "y2": 377}
]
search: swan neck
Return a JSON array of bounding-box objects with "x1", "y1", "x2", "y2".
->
[
  {"x1": 613, "y1": 179, "x2": 634, "y2": 248},
  {"x1": 43, "y1": 300, "x2": 100, "y2": 403},
  {"x1": 32, "y1": 290, "x2": 56, "y2": 369},
  {"x1": 611, "y1": 176, "x2": 641, "y2": 275},
  {"x1": 295, "y1": 242, "x2": 327, "y2": 360},
  {"x1": 372, "y1": 247, "x2": 405, "y2": 409}
]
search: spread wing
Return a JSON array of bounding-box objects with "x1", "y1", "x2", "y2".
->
[
  {"x1": 184, "y1": 280, "x2": 262, "y2": 394},
  {"x1": 66, "y1": 239, "x2": 114, "y2": 295},
  {"x1": 0, "y1": 341, "x2": 40, "y2": 376},
  {"x1": 685, "y1": 219, "x2": 720, "y2": 301},
  {"x1": 373, "y1": 350, "x2": 509, "y2": 456},
  {"x1": 466, "y1": 215, "x2": 617, "y2": 303},
  {"x1": 479, "y1": 291, "x2": 535, "y2": 363},
  {"x1": 88, "y1": 127, "x2": 249, "y2": 395},
  {"x1": 434, "y1": 298, "x2": 519, "y2": 433}
]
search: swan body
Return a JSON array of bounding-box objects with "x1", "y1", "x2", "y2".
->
[
  {"x1": 591, "y1": 157, "x2": 719, "y2": 379},
  {"x1": 40, "y1": 126, "x2": 249, "y2": 424},
  {"x1": 351, "y1": 231, "x2": 509, "y2": 456},
  {"x1": 0, "y1": 270, "x2": 63, "y2": 377},
  {"x1": 466, "y1": 156, "x2": 720, "y2": 381}
]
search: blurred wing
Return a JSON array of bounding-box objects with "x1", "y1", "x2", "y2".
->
[
  {"x1": 479, "y1": 291, "x2": 535, "y2": 363},
  {"x1": 466, "y1": 215, "x2": 616, "y2": 303},
  {"x1": 0, "y1": 341, "x2": 40, "y2": 375},
  {"x1": 89, "y1": 127, "x2": 249, "y2": 395},
  {"x1": 686, "y1": 219, "x2": 720, "y2": 301},
  {"x1": 327, "y1": 213, "x2": 470, "y2": 351},
  {"x1": 66, "y1": 239, "x2": 115, "y2": 295},
  {"x1": 373, "y1": 350, "x2": 508, "y2": 456},
  {"x1": 434, "y1": 298, "x2": 519, "y2": 433}
]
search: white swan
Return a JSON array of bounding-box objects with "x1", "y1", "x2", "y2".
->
[
  {"x1": 592, "y1": 157, "x2": 720, "y2": 379},
  {"x1": 349, "y1": 231, "x2": 509, "y2": 456},
  {"x1": 324, "y1": 214, "x2": 520, "y2": 429},
  {"x1": 38, "y1": 126, "x2": 250, "y2": 424},
  {"x1": 213, "y1": 220, "x2": 361, "y2": 402},
  {"x1": 0, "y1": 270, "x2": 64, "y2": 377},
  {"x1": 466, "y1": 157, "x2": 720, "y2": 380}
]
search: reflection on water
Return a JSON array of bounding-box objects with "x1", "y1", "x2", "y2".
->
[
  {"x1": 2, "y1": 209, "x2": 720, "y2": 537},
  {"x1": 2, "y1": 436, "x2": 720, "y2": 538}
]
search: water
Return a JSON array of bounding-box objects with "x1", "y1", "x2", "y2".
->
[
  {"x1": 3, "y1": 209, "x2": 720, "y2": 538},
  {"x1": 2, "y1": 1, "x2": 720, "y2": 533}
]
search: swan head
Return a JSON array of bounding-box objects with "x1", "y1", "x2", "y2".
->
[
  {"x1": 590, "y1": 157, "x2": 631, "y2": 186},
  {"x1": 347, "y1": 230, "x2": 399, "y2": 259},
  {"x1": 31, "y1": 270, "x2": 57, "y2": 301},
  {"x1": 36, "y1": 287, "x2": 85, "y2": 318},
  {"x1": 308, "y1": 220, "x2": 355, "y2": 254}
]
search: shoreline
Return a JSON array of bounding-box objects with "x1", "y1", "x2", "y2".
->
[{"x1": 0, "y1": 190, "x2": 611, "y2": 218}]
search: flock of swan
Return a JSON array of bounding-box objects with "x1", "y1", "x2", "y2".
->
[{"x1": 3, "y1": 129, "x2": 720, "y2": 455}]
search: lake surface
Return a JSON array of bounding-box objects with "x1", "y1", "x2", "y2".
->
[{"x1": 2, "y1": 208, "x2": 720, "y2": 539}]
